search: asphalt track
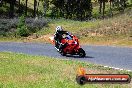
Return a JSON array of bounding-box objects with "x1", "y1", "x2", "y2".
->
[{"x1": 0, "y1": 42, "x2": 132, "y2": 71}]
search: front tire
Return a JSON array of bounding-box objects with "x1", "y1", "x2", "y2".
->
[
  {"x1": 76, "y1": 75, "x2": 86, "y2": 85},
  {"x1": 78, "y1": 48, "x2": 86, "y2": 57},
  {"x1": 60, "y1": 51, "x2": 66, "y2": 56}
]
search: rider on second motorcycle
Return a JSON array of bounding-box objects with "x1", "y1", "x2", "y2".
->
[{"x1": 54, "y1": 26, "x2": 69, "y2": 52}]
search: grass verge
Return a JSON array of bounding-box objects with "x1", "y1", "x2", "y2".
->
[
  {"x1": 79, "y1": 36, "x2": 132, "y2": 47},
  {"x1": 0, "y1": 52, "x2": 132, "y2": 88},
  {"x1": 0, "y1": 37, "x2": 24, "y2": 42}
]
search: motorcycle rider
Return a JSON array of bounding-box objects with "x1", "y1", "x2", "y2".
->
[{"x1": 54, "y1": 26, "x2": 69, "y2": 52}]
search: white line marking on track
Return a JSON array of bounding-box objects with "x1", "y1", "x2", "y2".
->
[{"x1": 103, "y1": 65, "x2": 132, "y2": 72}]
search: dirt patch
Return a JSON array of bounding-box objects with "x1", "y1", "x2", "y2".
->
[{"x1": 23, "y1": 34, "x2": 52, "y2": 43}]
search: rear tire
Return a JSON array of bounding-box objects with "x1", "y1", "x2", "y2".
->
[{"x1": 78, "y1": 48, "x2": 86, "y2": 57}]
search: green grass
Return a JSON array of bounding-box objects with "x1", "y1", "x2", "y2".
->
[
  {"x1": 0, "y1": 52, "x2": 132, "y2": 88},
  {"x1": 0, "y1": 37, "x2": 24, "y2": 42},
  {"x1": 34, "y1": 11, "x2": 132, "y2": 47},
  {"x1": 79, "y1": 36, "x2": 132, "y2": 47},
  {"x1": 36, "y1": 18, "x2": 101, "y2": 36}
]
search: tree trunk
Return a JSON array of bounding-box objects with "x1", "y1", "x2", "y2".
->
[
  {"x1": 109, "y1": 0, "x2": 113, "y2": 17},
  {"x1": 18, "y1": 0, "x2": 21, "y2": 15},
  {"x1": 9, "y1": 0, "x2": 16, "y2": 18},
  {"x1": 34, "y1": 0, "x2": 37, "y2": 17},
  {"x1": 99, "y1": 0, "x2": 102, "y2": 14},
  {"x1": 102, "y1": 0, "x2": 105, "y2": 18},
  {"x1": 25, "y1": 0, "x2": 28, "y2": 16},
  {"x1": 36, "y1": 0, "x2": 40, "y2": 16}
]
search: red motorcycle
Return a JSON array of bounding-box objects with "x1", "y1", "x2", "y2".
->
[{"x1": 49, "y1": 33, "x2": 86, "y2": 57}]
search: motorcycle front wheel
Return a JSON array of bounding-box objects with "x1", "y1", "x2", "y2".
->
[
  {"x1": 78, "y1": 48, "x2": 86, "y2": 57},
  {"x1": 60, "y1": 51, "x2": 66, "y2": 56}
]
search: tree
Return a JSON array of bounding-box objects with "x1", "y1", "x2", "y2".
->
[
  {"x1": 9, "y1": 0, "x2": 16, "y2": 18},
  {"x1": 18, "y1": 0, "x2": 21, "y2": 15},
  {"x1": 25, "y1": 0, "x2": 28, "y2": 15},
  {"x1": 36, "y1": 0, "x2": 40, "y2": 15},
  {"x1": 42, "y1": 0, "x2": 49, "y2": 16},
  {"x1": 98, "y1": 0, "x2": 107, "y2": 18},
  {"x1": 33, "y1": 0, "x2": 37, "y2": 17},
  {"x1": 112, "y1": 0, "x2": 127, "y2": 12},
  {"x1": 50, "y1": 0, "x2": 92, "y2": 20},
  {"x1": 109, "y1": 0, "x2": 113, "y2": 17}
]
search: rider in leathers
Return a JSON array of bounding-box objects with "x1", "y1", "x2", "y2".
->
[{"x1": 54, "y1": 26, "x2": 69, "y2": 52}]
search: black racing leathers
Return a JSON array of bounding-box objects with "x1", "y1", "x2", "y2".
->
[{"x1": 54, "y1": 31, "x2": 68, "y2": 51}]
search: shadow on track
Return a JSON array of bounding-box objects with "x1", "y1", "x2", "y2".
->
[{"x1": 65, "y1": 55, "x2": 94, "y2": 58}]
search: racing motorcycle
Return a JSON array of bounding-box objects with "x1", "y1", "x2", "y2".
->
[{"x1": 49, "y1": 33, "x2": 86, "y2": 57}]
